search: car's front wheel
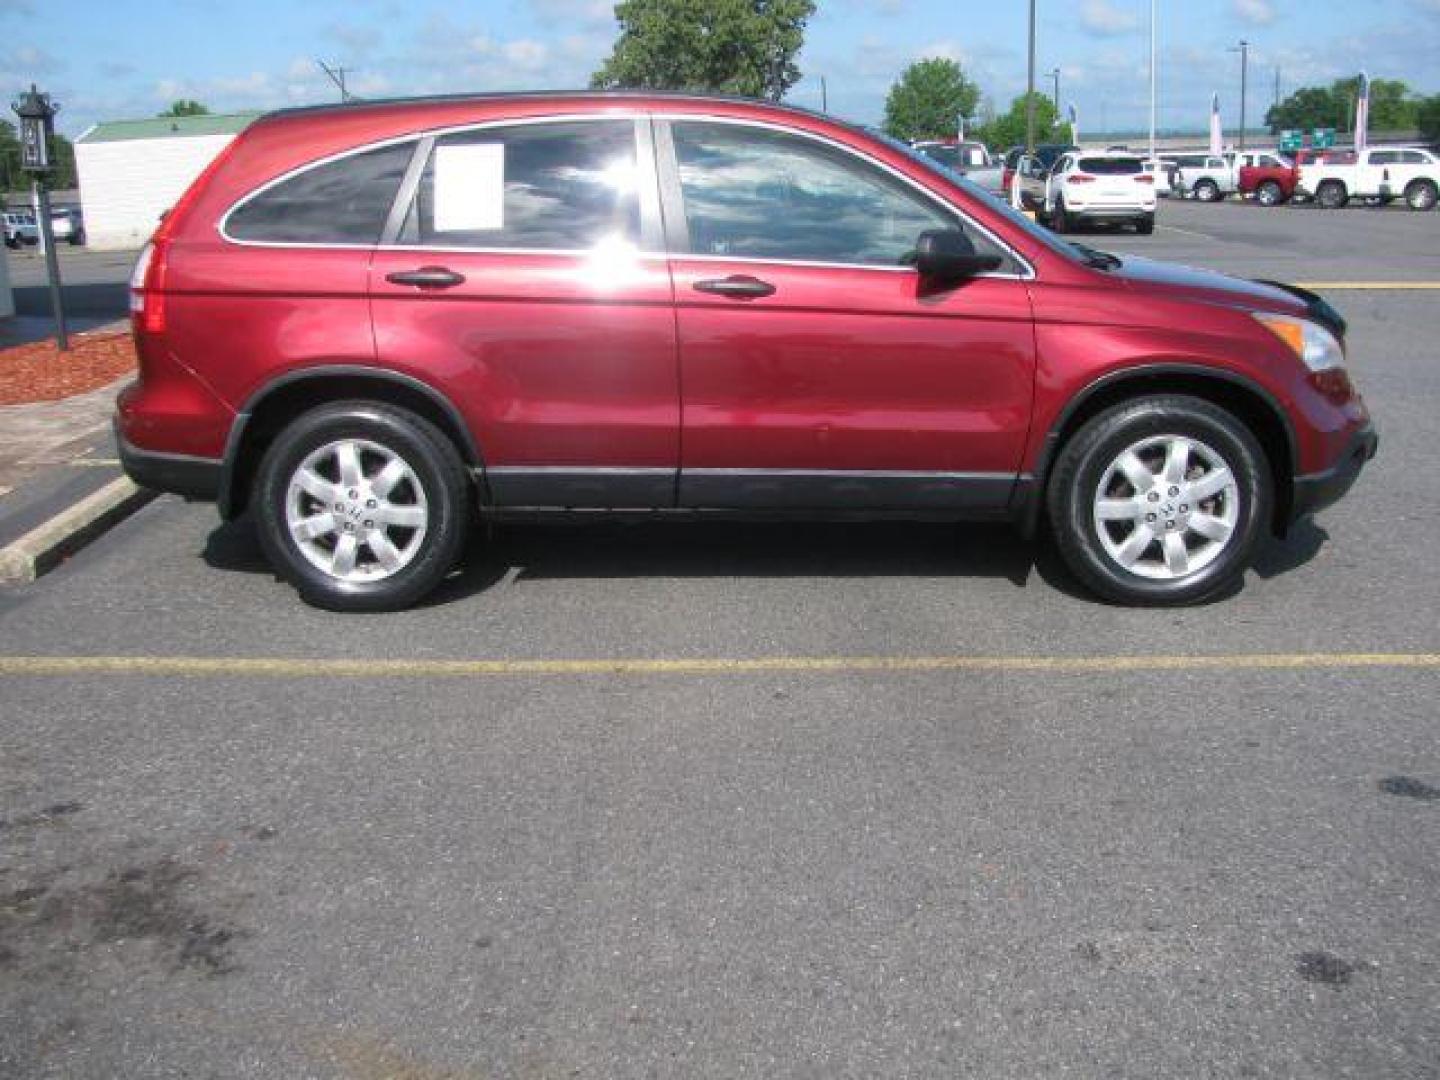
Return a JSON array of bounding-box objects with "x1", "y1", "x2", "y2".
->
[
  {"x1": 1047, "y1": 395, "x2": 1271, "y2": 605},
  {"x1": 1316, "y1": 180, "x2": 1348, "y2": 209},
  {"x1": 253, "y1": 401, "x2": 471, "y2": 611},
  {"x1": 1194, "y1": 179, "x2": 1221, "y2": 202}
]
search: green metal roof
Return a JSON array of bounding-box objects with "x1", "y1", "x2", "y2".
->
[{"x1": 76, "y1": 112, "x2": 260, "y2": 144}]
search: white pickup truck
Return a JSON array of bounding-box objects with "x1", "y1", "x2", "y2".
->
[
  {"x1": 1298, "y1": 146, "x2": 1440, "y2": 211},
  {"x1": 1171, "y1": 151, "x2": 1291, "y2": 202}
]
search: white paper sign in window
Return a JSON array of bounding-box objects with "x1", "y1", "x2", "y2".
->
[{"x1": 433, "y1": 143, "x2": 505, "y2": 232}]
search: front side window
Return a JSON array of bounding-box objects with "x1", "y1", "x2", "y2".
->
[
  {"x1": 397, "y1": 120, "x2": 640, "y2": 251},
  {"x1": 671, "y1": 121, "x2": 960, "y2": 267},
  {"x1": 227, "y1": 141, "x2": 414, "y2": 244}
]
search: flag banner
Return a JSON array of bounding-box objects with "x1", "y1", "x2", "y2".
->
[{"x1": 1209, "y1": 93, "x2": 1223, "y2": 155}]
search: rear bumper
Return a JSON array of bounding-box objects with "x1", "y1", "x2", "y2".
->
[
  {"x1": 117, "y1": 423, "x2": 222, "y2": 502},
  {"x1": 1290, "y1": 423, "x2": 1377, "y2": 522}
]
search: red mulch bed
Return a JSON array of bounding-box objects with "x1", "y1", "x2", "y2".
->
[{"x1": 0, "y1": 332, "x2": 137, "y2": 407}]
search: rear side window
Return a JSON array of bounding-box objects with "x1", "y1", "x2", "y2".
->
[
  {"x1": 396, "y1": 120, "x2": 641, "y2": 251},
  {"x1": 1078, "y1": 157, "x2": 1143, "y2": 175},
  {"x1": 226, "y1": 141, "x2": 414, "y2": 245}
]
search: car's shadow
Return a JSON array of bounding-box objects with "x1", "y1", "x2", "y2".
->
[{"x1": 201, "y1": 514, "x2": 1332, "y2": 609}]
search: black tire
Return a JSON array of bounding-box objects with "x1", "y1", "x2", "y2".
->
[
  {"x1": 1316, "y1": 180, "x2": 1348, "y2": 210},
  {"x1": 1405, "y1": 178, "x2": 1437, "y2": 211},
  {"x1": 1194, "y1": 179, "x2": 1221, "y2": 203},
  {"x1": 1257, "y1": 180, "x2": 1284, "y2": 206},
  {"x1": 1046, "y1": 395, "x2": 1272, "y2": 606},
  {"x1": 1135, "y1": 213, "x2": 1155, "y2": 235},
  {"x1": 3, "y1": 237, "x2": 16, "y2": 249},
  {"x1": 253, "y1": 401, "x2": 471, "y2": 612},
  {"x1": 1050, "y1": 199, "x2": 1068, "y2": 233}
]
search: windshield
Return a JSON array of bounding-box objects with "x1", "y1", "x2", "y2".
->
[{"x1": 865, "y1": 128, "x2": 1094, "y2": 265}]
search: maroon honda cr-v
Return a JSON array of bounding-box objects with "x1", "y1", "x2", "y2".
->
[{"x1": 118, "y1": 92, "x2": 1375, "y2": 611}]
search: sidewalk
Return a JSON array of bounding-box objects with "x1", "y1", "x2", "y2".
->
[{"x1": 0, "y1": 318, "x2": 151, "y2": 578}]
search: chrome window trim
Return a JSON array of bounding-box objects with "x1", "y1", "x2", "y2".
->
[
  {"x1": 654, "y1": 113, "x2": 1034, "y2": 281},
  {"x1": 219, "y1": 113, "x2": 659, "y2": 253},
  {"x1": 219, "y1": 131, "x2": 426, "y2": 249}
]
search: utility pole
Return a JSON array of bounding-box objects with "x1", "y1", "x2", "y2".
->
[
  {"x1": 820, "y1": 75, "x2": 827, "y2": 113},
  {"x1": 317, "y1": 60, "x2": 353, "y2": 103},
  {"x1": 1273, "y1": 66, "x2": 1281, "y2": 110},
  {"x1": 1025, "y1": 0, "x2": 1037, "y2": 153},
  {"x1": 1229, "y1": 40, "x2": 1250, "y2": 150},
  {"x1": 1048, "y1": 68, "x2": 1060, "y2": 111}
]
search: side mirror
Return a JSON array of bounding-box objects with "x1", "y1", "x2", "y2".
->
[{"x1": 911, "y1": 229, "x2": 1003, "y2": 282}]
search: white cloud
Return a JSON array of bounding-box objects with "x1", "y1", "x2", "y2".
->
[
  {"x1": 1233, "y1": 0, "x2": 1278, "y2": 26},
  {"x1": 1080, "y1": 0, "x2": 1140, "y2": 36}
]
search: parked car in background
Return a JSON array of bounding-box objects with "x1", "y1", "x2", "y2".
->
[
  {"x1": 1038, "y1": 151, "x2": 1157, "y2": 233},
  {"x1": 49, "y1": 207, "x2": 86, "y2": 245},
  {"x1": 1015, "y1": 143, "x2": 1081, "y2": 207},
  {"x1": 119, "y1": 91, "x2": 1375, "y2": 610},
  {"x1": 1237, "y1": 152, "x2": 1299, "y2": 205},
  {"x1": 3, "y1": 210, "x2": 38, "y2": 248},
  {"x1": 1143, "y1": 157, "x2": 1179, "y2": 194},
  {"x1": 1299, "y1": 146, "x2": 1440, "y2": 210},
  {"x1": 914, "y1": 140, "x2": 991, "y2": 172},
  {"x1": 1175, "y1": 151, "x2": 1308, "y2": 203}
]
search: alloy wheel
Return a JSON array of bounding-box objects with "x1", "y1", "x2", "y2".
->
[
  {"x1": 284, "y1": 438, "x2": 429, "y2": 583},
  {"x1": 1091, "y1": 434, "x2": 1240, "y2": 580}
]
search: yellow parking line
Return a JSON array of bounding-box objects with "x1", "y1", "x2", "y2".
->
[
  {"x1": 1291, "y1": 282, "x2": 1440, "y2": 290},
  {"x1": 0, "y1": 653, "x2": 1437, "y2": 679}
]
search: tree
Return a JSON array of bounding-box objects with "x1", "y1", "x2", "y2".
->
[
  {"x1": 591, "y1": 0, "x2": 815, "y2": 100},
  {"x1": 1418, "y1": 95, "x2": 1440, "y2": 143},
  {"x1": 974, "y1": 92, "x2": 1060, "y2": 151},
  {"x1": 1265, "y1": 78, "x2": 1416, "y2": 135},
  {"x1": 882, "y1": 58, "x2": 980, "y2": 143},
  {"x1": 159, "y1": 100, "x2": 210, "y2": 117}
]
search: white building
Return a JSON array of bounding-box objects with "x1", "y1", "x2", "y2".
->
[{"x1": 74, "y1": 112, "x2": 258, "y2": 251}]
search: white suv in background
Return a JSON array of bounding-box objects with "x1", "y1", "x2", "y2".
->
[
  {"x1": 1299, "y1": 147, "x2": 1440, "y2": 211},
  {"x1": 1039, "y1": 152, "x2": 1157, "y2": 234}
]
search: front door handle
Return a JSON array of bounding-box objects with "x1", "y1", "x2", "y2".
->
[
  {"x1": 385, "y1": 267, "x2": 466, "y2": 289},
  {"x1": 693, "y1": 275, "x2": 776, "y2": 299}
]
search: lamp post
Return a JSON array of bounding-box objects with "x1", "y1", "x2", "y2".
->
[
  {"x1": 1148, "y1": 0, "x2": 1158, "y2": 165},
  {"x1": 1025, "y1": 0, "x2": 1037, "y2": 153},
  {"x1": 1229, "y1": 40, "x2": 1250, "y2": 151},
  {"x1": 1049, "y1": 67, "x2": 1060, "y2": 111},
  {"x1": 11, "y1": 84, "x2": 67, "y2": 351}
]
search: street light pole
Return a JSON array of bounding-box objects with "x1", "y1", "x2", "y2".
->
[
  {"x1": 1049, "y1": 68, "x2": 1060, "y2": 111},
  {"x1": 11, "y1": 84, "x2": 67, "y2": 352},
  {"x1": 1025, "y1": 0, "x2": 1037, "y2": 153},
  {"x1": 1148, "y1": 0, "x2": 1158, "y2": 164},
  {"x1": 1229, "y1": 39, "x2": 1250, "y2": 151}
]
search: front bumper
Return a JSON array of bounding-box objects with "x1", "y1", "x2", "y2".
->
[
  {"x1": 1290, "y1": 422, "x2": 1377, "y2": 521},
  {"x1": 117, "y1": 423, "x2": 222, "y2": 502}
]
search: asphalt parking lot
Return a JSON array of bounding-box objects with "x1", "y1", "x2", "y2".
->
[{"x1": 2, "y1": 198, "x2": 1438, "y2": 1078}]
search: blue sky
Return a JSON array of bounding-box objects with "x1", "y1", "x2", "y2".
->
[{"x1": 3, "y1": 0, "x2": 1439, "y2": 138}]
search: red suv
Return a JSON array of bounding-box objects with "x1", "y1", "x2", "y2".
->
[{"x1": 118, "y1": 93, "x2": 1376, "y2": 610}]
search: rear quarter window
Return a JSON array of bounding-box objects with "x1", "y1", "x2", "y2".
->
[{"x1": 226, "y1": 141, "x2": 415, "y2": 245}]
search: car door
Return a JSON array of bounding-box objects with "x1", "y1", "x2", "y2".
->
[
  {"x1": 657, "y1": 118, "x2": 1035, "y2": 510},
  {"x1": 370, "y1": 116, "x2": 678, "y2": 508}
]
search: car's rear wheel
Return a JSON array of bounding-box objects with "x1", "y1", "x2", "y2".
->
[
  {"x1": 1316, "y1": 180, "x2": 1348, "y2": 209},
  {"x1": 1046, "y1": 395, "x2": 1271, "y2": 605},
  {"x1": 254, "y1": 401, "x2": 471, "y2": 611},
  {"x1": 1194, "y1": 179, "x2": 1221, "y2": 202},
  {"x1": 1050, "y1": 198, "x2": 1069, "y2": 233},
  {"x1": 1405, "y1": 178, "x2": 1437, "y2": 211},
  {"x1": 1257, "y1": 180, "x2": 1284, "y2": 206},
  {"x1": 1135, "y1": 213, "x2": 1155, "y2": 234}
]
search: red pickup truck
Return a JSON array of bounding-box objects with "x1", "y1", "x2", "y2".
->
[{"x1": 1239, "y1": 150, "x2": 1354, "y2": 206}]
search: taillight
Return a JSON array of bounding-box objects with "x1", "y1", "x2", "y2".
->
[
  {"x1": 1066, "y1": 174, "x2": 1095, "y2": 184},
  {"x1": 130, "y1": 134, "x2": 244, "y2": 336},
  {"x1": 1135, "y1": 174, "x2": 1155, "y2": 183}
]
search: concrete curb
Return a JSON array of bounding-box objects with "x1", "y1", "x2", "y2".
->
[{"x1": 0, "y1": 476, "x2": 156, "y2": 583}]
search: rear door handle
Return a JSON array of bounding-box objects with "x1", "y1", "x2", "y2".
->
[
  {"x1": 385, "y1": 267, "x2": 466, "y2": 289},
  {"x1": 693, "y1": 275, "x2": 776, "y2": 299}
]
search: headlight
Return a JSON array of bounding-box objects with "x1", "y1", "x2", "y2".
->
[{"x1": 1252, "y1": 312, "x2": 1344, "y2": 373}]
